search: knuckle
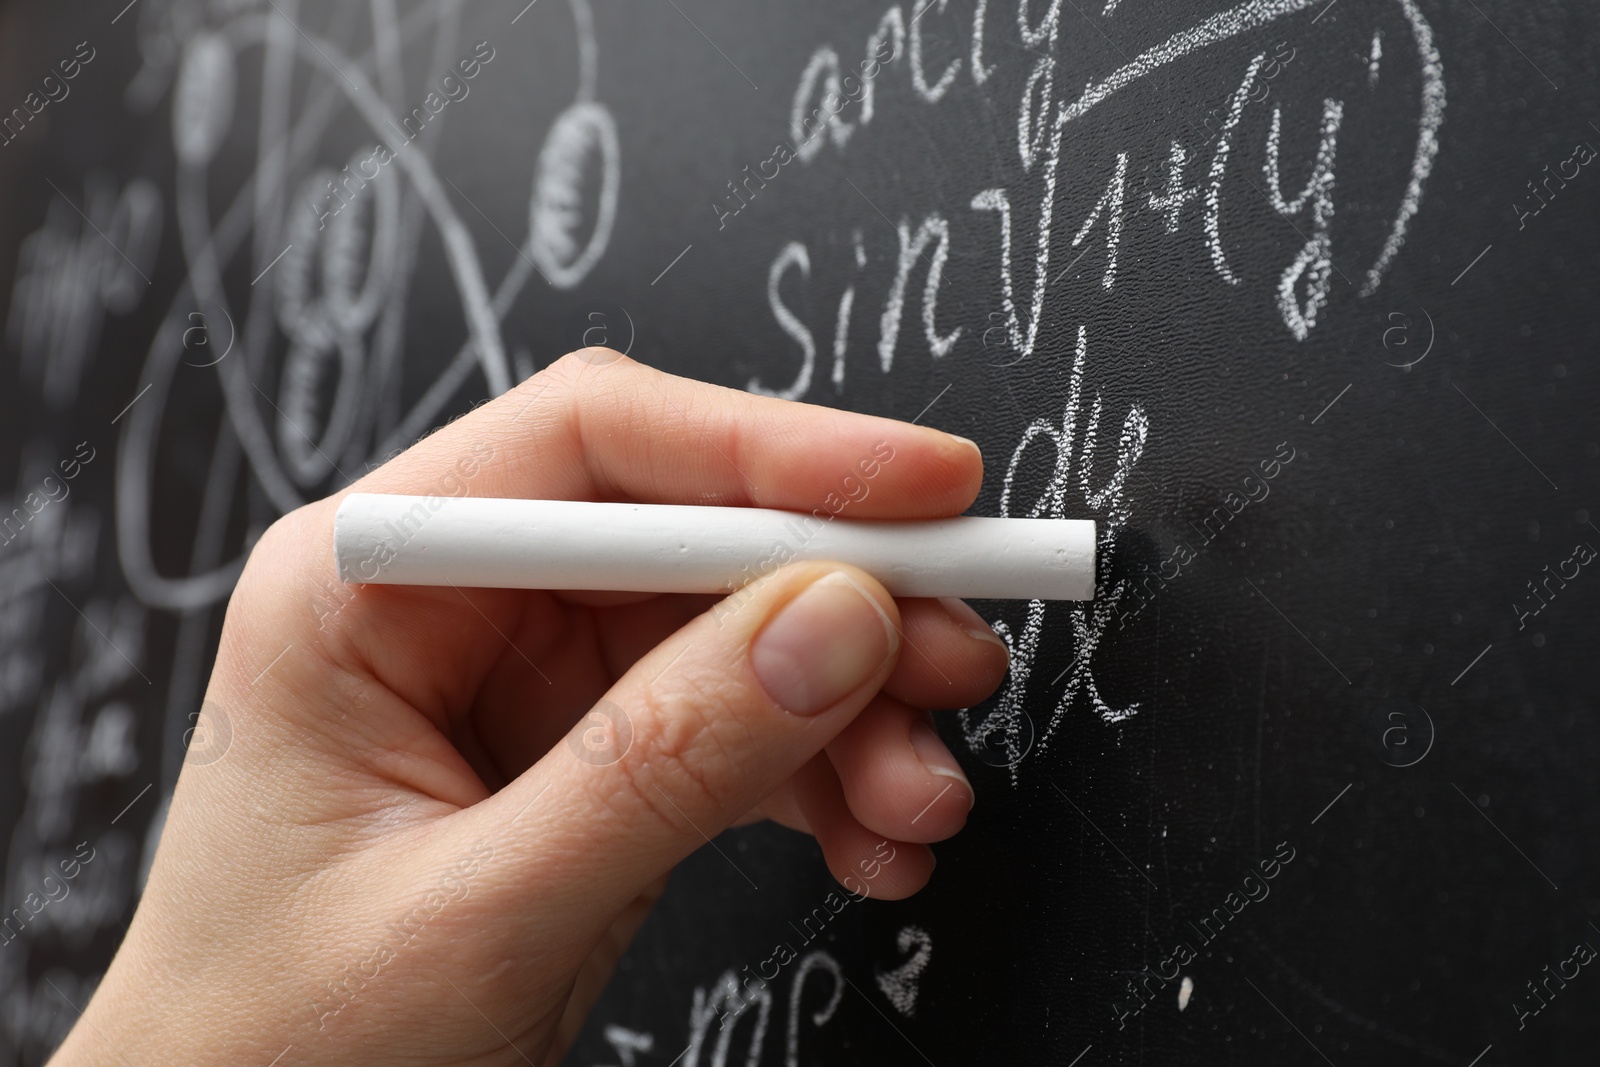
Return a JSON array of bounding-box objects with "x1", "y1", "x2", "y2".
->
[
  {"x1": 601, "y1": 672, "x2": 751, "y2": 831},
  {"x1": 508, "y1": 349, "x2": 584, "y2": 399},
  {"x1": 238, "y1": 503, "x2": 324, "y2": 590},
  {"x1": 556, "y1": 345, "x2": 628, "y2": 372},
  {"x1": 250, "y1": 503, "x2": 310, "y2": 556},
  {"x1": 514, "y1": 349, "x2": 625, "y2": 427}
]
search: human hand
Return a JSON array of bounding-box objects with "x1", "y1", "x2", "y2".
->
[{"x1": 49, "y1": 350, "x2": 1010, "y2": 1067}]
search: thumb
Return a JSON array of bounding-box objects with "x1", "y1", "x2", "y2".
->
[{"x1": 457, "y1": 560, "x2": 902, "y2": 925}]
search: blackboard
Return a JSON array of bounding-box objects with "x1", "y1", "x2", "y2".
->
[{"x1": 2, "y1": 1, "x2": 1598, "y2": 1064}]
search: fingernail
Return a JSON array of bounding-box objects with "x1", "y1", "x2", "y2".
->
[
  {"x1": 909, "y1": 718, "x2": 974, "y2": 811},
  {"x1": 938, "y1": 596, "x2": 1008, "y2": 654},
  {"x1": 950, "y1": 434, "x2": 983, "y2": 461},
  {"x1": 752, "y1": 571, "x2": 898, "y2": 716}
]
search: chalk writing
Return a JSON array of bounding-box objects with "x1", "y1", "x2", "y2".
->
[
  {"x1": 752, "y1": 0, "x2": 1446, "y2": 774},
  {"x1": 962, "y1": 327, "x2": 1147, "y2": 772},
  {"x1": 873, "y1": 925, "x2": 931, "y2": 1017},
  {"x1": 598, "y1": 1024, "x2": 654, "y2": 1067},
  {"x1": 7, "y1": 177, "x2": 162, "y2": 408},
  {"x1": 110, "y1": 0, "x2": 621, "y2": 624},
  {"x1": 308, "y1": 42, "x2": 499, "y2": 230},
  {"x1": 711, "y1": 840, "x2": 896, "y2": 1028}
]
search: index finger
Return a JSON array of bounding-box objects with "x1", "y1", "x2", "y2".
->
[{"x1": 349, "y1": 349, "x2": 984, "y2": 516}]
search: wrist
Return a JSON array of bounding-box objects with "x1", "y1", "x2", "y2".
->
[{"x1": 47, "y1": 930, "x2": 281, "y2": 1065}]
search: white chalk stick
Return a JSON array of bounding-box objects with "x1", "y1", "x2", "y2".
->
[{"x1": 334, "y1": 495, "x2": 1096, "y2": 600}]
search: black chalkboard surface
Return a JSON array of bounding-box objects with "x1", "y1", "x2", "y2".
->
[{"x1": 1, "y1": 1, "x2": 1597, "y2": 1064}]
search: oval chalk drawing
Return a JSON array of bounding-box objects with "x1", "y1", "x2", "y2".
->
[
  {"x1": 529, "y1": 101, "x2": 621, "y2": 289},
  {"x1": 323, "y1": 148, "x2": 401, "y2": 336},
  {"x1": 276, "y1": 329, "x2": 364, "y2": 487},
  {"x1": 172, "y1": 32, "x2": 236, "y2": 167},
  {"x1": 276, "y1": 171, "x2": 332, "y2": 344}
]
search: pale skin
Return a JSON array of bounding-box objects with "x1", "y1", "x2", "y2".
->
[{"x1": 49, "y1": 349, "x2": 1010, "y2": 1066}]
